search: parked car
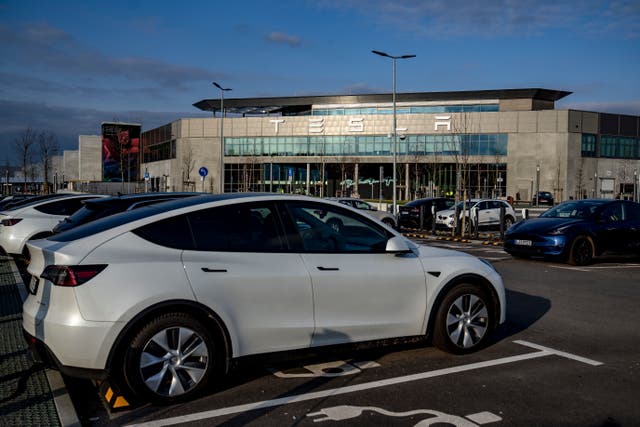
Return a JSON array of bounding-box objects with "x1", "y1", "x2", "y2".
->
[
  {"x1": 0, "y1": 193, "x2": 105, "y2": 259},
  {"x1": 398, "y1": 197, "x2": 455, "y2": 229},
  {"x1": 504, "y1": 199, "x2": 640, "y2": 265},
  {"x1": 52, "y1": 192, "x2": 204, "y2": 234},
  {"x1": 0, "y1": 194, "x2": 56, "y2": 211},
  {"x1": 23, "y1": 194, "x2": 506, "y2": 404},
  {"x1": 532, "y1": 191, "x2": 554, "y2": 206},
  {"x1": 435, "y1": 199, "x2": 517, "y2": 231},
  {"x1": 326, "y1": 197, "x2": 396, "y2": 228}
]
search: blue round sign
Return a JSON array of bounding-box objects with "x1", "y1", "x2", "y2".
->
[{"x1": 198, "y1": 167, "x2": 208, "y2": 177}]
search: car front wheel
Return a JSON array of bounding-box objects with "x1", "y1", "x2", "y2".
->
[
  {"x1": 123, "y1": 312, "x2": 218, "y2": 403},
  {"x1": 568, "y1": 236, "x2": 594, "y2": 266},
  {"x1": 432, "y1": 284, "x2": 494, "y2": 354}
]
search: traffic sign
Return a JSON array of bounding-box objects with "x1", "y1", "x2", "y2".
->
[{"x1": 199, "y1": 167, "x2": 209, "y2": 177}]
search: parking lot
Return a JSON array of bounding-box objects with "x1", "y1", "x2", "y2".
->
[{"x1": 4, "y1": 236, "x2": 638, "y2": 426}]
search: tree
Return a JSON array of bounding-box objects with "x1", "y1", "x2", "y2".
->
[
  {"x1": 13, "y1": 128, "x2": 36, "y2": 193},
  {"x1": 448, "y1": 112, "x2": 476, "y2": 236},
  {"x1": 182, "y1": 141, "x2": 196, "y2": 189},
  {"x1": 38, "y1": 131, "x2": 59, "y2": 194}
]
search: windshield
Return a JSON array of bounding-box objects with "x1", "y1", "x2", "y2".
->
[
  {"x1": 453, "y1": 201, "x2": 476, "y2": 211},
  {"x1": 540, "y1": 201, "x2": 604, "y2": 219}
]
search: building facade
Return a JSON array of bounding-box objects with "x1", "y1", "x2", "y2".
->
[{"x1": 40, "y1": 89, "x2": 616, "y2": 203}]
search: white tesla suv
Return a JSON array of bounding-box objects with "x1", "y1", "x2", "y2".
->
[
  {"x1": 23, "y1": 194, "x2": 506, "y2": 404},
  {"x1": 0, "y1": 193, "x2": 105, "y2": 260}
]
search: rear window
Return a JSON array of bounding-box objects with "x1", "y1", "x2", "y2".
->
[{"x1": 49, "y1": 195, "x2": 215, "y2": 242}]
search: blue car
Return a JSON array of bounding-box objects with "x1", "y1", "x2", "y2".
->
[{"x1": 504, "y1": 199, "x2": 640, "y2": 265}]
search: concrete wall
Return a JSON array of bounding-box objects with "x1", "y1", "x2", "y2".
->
[
  {"x1": 62, "y1": 150, "x2": 79, "y2": 180},
  {"x1": 78, "y1": 135, "x2": 102, "y2": 181}
]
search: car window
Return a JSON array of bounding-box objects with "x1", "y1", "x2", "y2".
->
[
  {"x1": 185, "y1": 202, "x2": 285, "y2": 252},
  {"x1": 600, "y1": 203, "x2": 624, "y2": 222},
  {"x1": 284, "y1": 201, "x2": 389, "y2": 253},
  {"x1": 35, "y1": 197, "x2": 96, "y2": 215},
  {"x1": 133, "y1": 214, "x2": 195, "y2": 250},
  {"x1": 624, "y1": 202, "x2": 640, "y2": 220},
  {"x1": 541, "y1": 201, "x2": 603, "y2": 219},
  {"x1": 353, "y1": 200, "x2": 373, "y2": 210}
]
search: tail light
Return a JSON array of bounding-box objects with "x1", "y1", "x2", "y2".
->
[
  {"x1": 1, "y1": 218, "x2": 22, "y2": 226},
  {"x1": 41, "y1": 265, "x2": 107, "y2": 287}
]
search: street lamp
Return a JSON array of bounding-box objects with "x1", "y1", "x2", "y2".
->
[
  {"x1": 372, "y1": 50, "x2": 416, "y2": 216},
  {"x1": 213, "y1": 81, "x2": 232, "y2": 194},
  {"x1": 535, "y1": 164, "x2": 540, "y2": 207}
]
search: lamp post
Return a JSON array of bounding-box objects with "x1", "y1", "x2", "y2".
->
[
  {"x1": 535, "y1": 164, "x2": 540, "y2": 207},
  {"x1": 213, "y1": 81, "x2": 232, "y2": 194},
  {"x1": 372, "y1": 50, "x2": 416, "y2": 216}
]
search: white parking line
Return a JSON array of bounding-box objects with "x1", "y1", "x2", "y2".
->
[
  {"x1": 127, "y1": 340, "x2": 602, "y2": 427},
  {"x1": 549, "y1": 264, "x2": 640, "y2": 272}
]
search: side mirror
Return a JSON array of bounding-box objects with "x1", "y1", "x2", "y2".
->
[{"x1": 386, "y1": 236, "x2": 412, "y2": 254}]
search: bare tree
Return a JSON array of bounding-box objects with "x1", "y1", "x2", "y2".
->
[
  {"x1": 182, "y1": 142, "x2": 196, "y2": 188},
  {"x1": 38, "y1": 131, "x2": 59, "y2": 194},
  {"x1": 448, "y1": 113, "x2": 476, "y2": 235},
  {"x1": 13, "y1": 128, "x2": 36, "y2": 193}
]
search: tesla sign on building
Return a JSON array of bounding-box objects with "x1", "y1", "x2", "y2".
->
[{"x1": 101, "y1": 122, "x2": 141, "y2": 182}]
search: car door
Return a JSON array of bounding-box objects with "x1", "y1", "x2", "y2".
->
[
  {"x1": 596, "y1": 201, "x2": 640, "y2": 253},
  {"x1": 181, "y1": 201, "x2": 315, "y2": 357},
  {"x1": 623, "y1": 202, "x2": 640, "y2": 252},
  {"x1": 476, "y1": 201, "x2": 493, "y2": 226},
  {"x1": 281, "y1": 200, "x2": 426, "y2": 347}
]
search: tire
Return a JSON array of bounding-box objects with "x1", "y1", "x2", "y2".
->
[
  {"x1": 504, "y1": 216, "x2": 514, "y2": 229},
  {"x1": 432, "y1": 283, "x2": 494, "y2": 354},
  {"x1": 326, "y1": 218, "x2": 343, "y2": 233},
  {"x1": 123, "y1": 312, "x2": 219, "y2": 404},
  {"x1": 568, "y1": 236, "x2": 594, "y2": 266}
]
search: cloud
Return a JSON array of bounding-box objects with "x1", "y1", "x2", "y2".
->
[
  {"x1": 265, "y1": 31, "x2": 302, "y2": 47},
  {"x1": 0, "y1": 100, "x2": 210, "y2": 161},
  {"x1": 0, "y1": 24, "x2": 220, "y2": 88},
  {"x1": 317, "y1": 0, "x2": 640, "y2": 38},
  {"x1": 559, "y1": 99, "x2": 640, "y2": 116}
]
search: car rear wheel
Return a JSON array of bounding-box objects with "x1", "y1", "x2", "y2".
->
[
  {"x1": 432, "y1": 284, "x2": 494, "y2": 354},
  {"x1": 504, "y1": 216, "x2": 514, "y2": 229},
  {"x1": 123, "y1": 312, "x2": 218, "y2": 403},
  {"x1": 568, "y1": 236, "x2": 594, "y2": 266}
]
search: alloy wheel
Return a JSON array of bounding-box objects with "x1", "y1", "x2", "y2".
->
[
  {"x1": 446, "y1": 294, "x2": 489, "y2": 349},
  {"x1": 139, "y1": 326, "x2": 209, "y2": 397}
]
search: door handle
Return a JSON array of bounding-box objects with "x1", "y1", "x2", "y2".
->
[
  {"x1": 201, "y1": 268, "x2": 228, "y2": 273},
  {"x1": 317, "y1": 266, "x2": 339, "y2": 271}
]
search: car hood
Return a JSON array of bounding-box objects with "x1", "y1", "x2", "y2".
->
[{"x1": 507, "y1": 217, "x2": 586, "y2": 234}]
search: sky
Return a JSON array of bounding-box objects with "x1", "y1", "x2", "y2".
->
[{"x1": 1, "y1": 0, "x2": 639, "y2": 163}]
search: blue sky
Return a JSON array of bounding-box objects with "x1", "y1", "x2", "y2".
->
[{"x1": 1, "y1": 0, "x2": 639, "y2": 160}]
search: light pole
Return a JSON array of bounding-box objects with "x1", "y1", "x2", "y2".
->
[
  {"x1": 213, "y1": 81, "x2": 232, "y2": 194},
  {"x1": 372, "y1": 50, "x2": 416, "y2": 216},
  {"x1": 535, "y1": 164, "x2": 540, "y2": 207}
]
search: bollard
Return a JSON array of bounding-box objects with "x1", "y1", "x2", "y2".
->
[
  {"x1": 431, "y1": 205, "x2": 436, "y2": 235},
  {"x1": 499, "y1": 205, "x2": 506, "y2": 241},
  {"x1": 521, "y1": 208, "x2": 529, "y2": 220},
  {"x1": 419, "y1": 205, "x2": 424, "y2": 230},
  {"x1": 472, "y1": 207, "x2": 479, "y2": 239}
]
